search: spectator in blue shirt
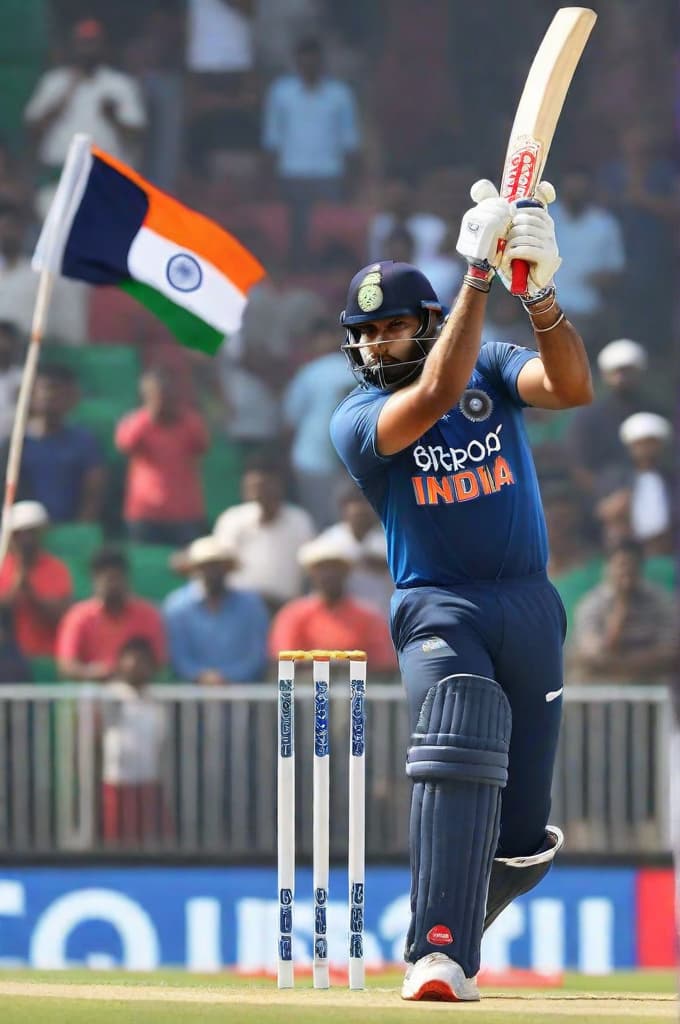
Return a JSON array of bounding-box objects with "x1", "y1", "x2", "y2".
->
[
  {"x1": 2, "y1": 363, "x2": 107, "y2": 522},
  {"x1": 163, "y1": 535, "x2": 269, "y2": 685},
  {"x1": 282, "y1": 316, "x2": 354, "y2": 528},
  {"x1": 262, "y1": 35, "x2": 360, "y2": 267}
]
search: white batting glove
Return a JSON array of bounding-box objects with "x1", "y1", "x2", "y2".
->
[
  {"x1": 497, "y1": 181, "x2": 562, "y2": 295},
  {"x1": 455, "y1": 179, "x2": 512, "y2": 285}
]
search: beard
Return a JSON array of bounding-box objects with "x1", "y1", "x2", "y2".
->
[{"x1": 362, "y1": 339, "x2": 430, "y2": 391}]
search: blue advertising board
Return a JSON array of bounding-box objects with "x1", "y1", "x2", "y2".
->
[{"x1": 0, "y1": 865, "x2": 636, "y2": 972}]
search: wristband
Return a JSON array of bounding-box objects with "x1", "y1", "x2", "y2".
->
[
  {"x1": 465, "y1": 259, "x2": 494, "y2": 292},
  {"x1": 463, "y1": 273, "x2": 492, "y2": 293},
  {"x1": 521, "y1": 285, "x2": 556, "y2": 310},
  {"x1": 525, "y1": 293, "x2": 557, "y2": 318},
  {"x1": 533, "y1": 311, "x2": 565, "y2": 333}
]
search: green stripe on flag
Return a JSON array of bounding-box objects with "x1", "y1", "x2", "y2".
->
[{"x1": 121, "y1": 280, "x2": 225, "y2": 356}]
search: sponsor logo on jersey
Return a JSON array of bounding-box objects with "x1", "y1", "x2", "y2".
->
[{"x1": 410, "y1": 422, "x2": 516, "y2": 506}]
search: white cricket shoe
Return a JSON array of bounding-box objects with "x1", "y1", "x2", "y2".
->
[{"x1": 400, "y1": 952, "x2": 480, "y2": 1002}]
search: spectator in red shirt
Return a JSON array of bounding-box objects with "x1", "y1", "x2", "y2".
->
[
  {"x1": 56, "y1": 546, "x2": 166, "y2": 681},
  {"x1": 0, "y1": 500, "x2": 72, "y2": 656},
  {"x1": 115, "y1": 368, "x2": 210, "y2": 546},
  {"x1": 269, "y1": 533, "x2": 397, "y2": 677}
]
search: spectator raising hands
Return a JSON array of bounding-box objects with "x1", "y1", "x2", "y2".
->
[
  {"x1": 116, "y1": 369, "x2": 209, "y2": 546},
  {"x1": 0, "y1": 501, "x2": 72, "y2": 657}
]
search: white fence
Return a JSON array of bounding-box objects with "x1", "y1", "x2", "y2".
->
[{"x1": 0, "y1": 682, "x2": 671, "y2": 857}]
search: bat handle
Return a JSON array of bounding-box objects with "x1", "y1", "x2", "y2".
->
[
  {"x1": 510, "y1": 260, "x2": 529, "y2": 295},
  {"x1": 509, "y1": 197, "x2": 543, "y2": 295}
]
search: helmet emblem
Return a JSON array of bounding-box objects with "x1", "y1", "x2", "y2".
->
[{"x1": 357, "y1": 281, "x2": 384, "y2": 312}]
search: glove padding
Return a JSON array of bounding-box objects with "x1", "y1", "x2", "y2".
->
[
  {"x1": 498, "y1": 181, "x2": 562, "y2": 294},
  {"x1": 455, "y1": 180, "x2": 512, "y2": 269}
]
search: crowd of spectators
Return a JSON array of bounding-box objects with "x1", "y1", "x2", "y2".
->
[{"x1": 0, "y1": 1, "x2": 675, "y2": 840}]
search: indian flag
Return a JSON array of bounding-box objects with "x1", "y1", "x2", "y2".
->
[{"x1": 32, "y1": 134, "x2": 266, "y2": 355}]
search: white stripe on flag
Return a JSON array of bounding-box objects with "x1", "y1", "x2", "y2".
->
[{"x1": 128, "y1": 227, "x2": 247, "y2": 335}]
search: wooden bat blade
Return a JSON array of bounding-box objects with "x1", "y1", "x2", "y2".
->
[{"x1": 501, "y1": 7, "x2": 597, "y2": 293}]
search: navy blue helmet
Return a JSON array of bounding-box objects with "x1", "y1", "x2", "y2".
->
[{"x1": 340, "y1": 261, "x2": 444, "y2": 390}]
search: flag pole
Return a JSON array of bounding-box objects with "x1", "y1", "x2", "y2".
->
[
  {"x1": 0, "y1": 269, "x2": 56, "y2": 565},
  {"x1": 0, "y1": 133, "x2": 91, "y2": 566}
]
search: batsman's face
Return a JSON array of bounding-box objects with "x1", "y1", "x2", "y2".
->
[{"x1": 354, "y1": 314, "x2": 422, "y2": 368}]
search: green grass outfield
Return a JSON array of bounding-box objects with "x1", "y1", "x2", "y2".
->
[{"x1": 0, "y1": 968, "x2": 675, "y2": 1024}]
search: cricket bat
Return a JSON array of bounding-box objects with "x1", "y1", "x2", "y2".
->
[{"x1": 500, "y1": 7, "x2": 597, "y2": 294}]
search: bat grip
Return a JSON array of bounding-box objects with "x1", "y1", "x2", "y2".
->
[
  {"x1": 511, "y1": 260, "x2": 529, "y2": 294},
  {"x1": 509, "y1": 198, "x2": 542, "y2": 295}
]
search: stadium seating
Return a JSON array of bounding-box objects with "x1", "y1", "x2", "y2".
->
[
  {"x1": 202, "y1": 439, "x2": 242, "y2": 524},
  {"x1": 553, "y1": 557, "x2": 604, "y2": 632},
  {"x1": 308, "y1": 202, "x2": 373, "y2": 264},
  {"x1": 43, "y1": 342, "x2": 140, "y2": 409},
  {"x1": 87, "y1": 287, "x2": 145, "y2": 344},
  {"x1": 125, "y1": 543, "x2": 180, "y2": 604},
  {"x1": 43, "y1": 522, "x2": 103, "y2": 600},
  {"x1": 70, "y1": 397, "x2": 130, "y2": 462},
  {"x1": 28, "y1": 654, "x2": 59, "y2": 684},
  {"x1": 645, "y1": 555, "x2": 675, "y2": 591},
  {"x1": 0, "y1": 0, "x2": 48, "y2": 151},
  {"x1": 215, "y1": 201, "x2": 289, "y2": 262}
]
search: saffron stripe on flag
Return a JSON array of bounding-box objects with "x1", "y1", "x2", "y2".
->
[{"x1": 121, "y1": 280, "x2": 224, "y2": 355}]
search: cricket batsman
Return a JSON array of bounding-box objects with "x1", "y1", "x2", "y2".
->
[{"x1": 330, "y1": 181, "x2": 593, "y2": 1000}]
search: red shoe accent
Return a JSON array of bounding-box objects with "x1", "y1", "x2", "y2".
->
[
  {"x1": 427, "y1": 924, "x2": 453, "y2": 945},
  {"x1": 412, "y1": 979, "x2": 460, "y2": 1002}
]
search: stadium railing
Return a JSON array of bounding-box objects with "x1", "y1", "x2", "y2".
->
[{"x1": 0, "y1": 682, "x2": 670, "y2": 859}]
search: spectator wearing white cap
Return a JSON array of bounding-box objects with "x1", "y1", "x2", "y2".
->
[
  {"x1": 596, "y1": 412, "x2": 674, "y2": 556},
  {"x1": 163, "y1": 535, "x2": 270, "y2": 686},
  {"x1": 268, "y1": 533, "x2": 397, "y2": 677},
  {"x1": 565, "y1": 338, "x2": 655, "y2": 500},
  {"x1": 0, "y1": 501, "x2": 72, "y2": 658}
]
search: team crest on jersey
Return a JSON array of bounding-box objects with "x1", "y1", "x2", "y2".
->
[{"x1": 459, "y1": 388, "x2": 493, "y2": 422}]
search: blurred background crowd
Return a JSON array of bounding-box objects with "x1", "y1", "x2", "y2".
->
[{"x1": 0, "y1": 0, "x2": 675, "y2": 846}]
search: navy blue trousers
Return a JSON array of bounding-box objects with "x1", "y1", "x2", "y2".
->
[{"x1": 392, "y1": 573, "x2": 566, "y2": 858}]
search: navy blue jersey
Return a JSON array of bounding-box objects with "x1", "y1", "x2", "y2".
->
[{"x1": 330, "y1": 342, "x2": 547, "y2": 586}]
